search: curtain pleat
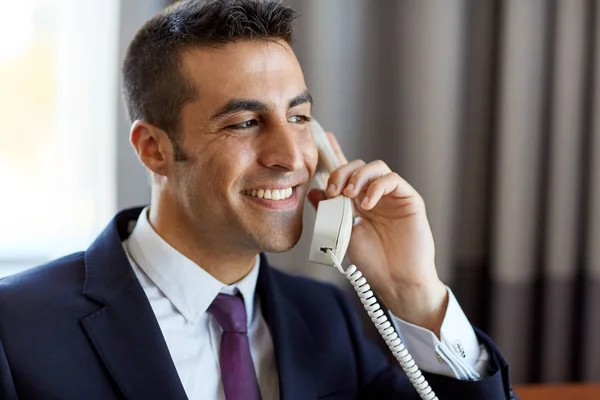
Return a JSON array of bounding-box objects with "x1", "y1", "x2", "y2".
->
[
  {"x1": 490, "y1": 0, "x2": 551, "y2": 382},
  {"x1": 453, "y1": 0, "x2": 497, "y2": 325},
  {"x1": 582, "y1": 0, "x2": 600, "y2": 381},
  {"x1": 540, "y1": 0, "x2": 589, "y2": 383}
]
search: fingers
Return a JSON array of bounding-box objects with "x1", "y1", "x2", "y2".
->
[
  {"x1": 327, "y1": 159, "x2": 391, "y2": 198},
  {"x1": 326, "y1": 159, "x2": 367, "y2": 197},
  {"x1": 325, "y1": 157, "x2": 420, "y2": 210},
  {"x1": 320, "y1": 134, "x2": 418, "y2": 211},
  {"x1": 361, "y1": 172, "x2": 418, "y2": 210}
]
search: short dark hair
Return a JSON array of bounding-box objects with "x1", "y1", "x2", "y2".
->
[{"x1": 122, "y1": 0, "x2": 298, "y2": 160}]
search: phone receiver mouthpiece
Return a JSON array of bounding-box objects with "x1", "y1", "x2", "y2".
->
[{"x1": 309, "y1": 195, "x2": 353, "y2": 267}]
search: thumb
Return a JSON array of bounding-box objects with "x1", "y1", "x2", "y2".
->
[{"x1": 307, "y1": 188, "x2": 326, "y2": 210}]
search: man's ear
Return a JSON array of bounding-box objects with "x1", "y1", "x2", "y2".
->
[{"x1": 129, "y1": 120, "x2": 174, "y2": 176}]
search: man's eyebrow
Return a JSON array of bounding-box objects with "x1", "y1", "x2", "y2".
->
[
  {"x1": 209, "y1": 91, "x2": 313, "y2": 121},
  {"x1": 289, "y1": 91, "x2": 313, "y2": 109},
  {"x1": 209, "y1": 99, "x2": 268, "y2": 120}
]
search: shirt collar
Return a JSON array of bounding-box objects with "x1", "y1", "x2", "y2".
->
[{"x1": 125, "y1": 207, "x2": 260, "y2": 325}]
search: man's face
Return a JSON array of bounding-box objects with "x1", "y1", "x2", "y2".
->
[{"x1": 170, "y1": 40, "x2": 317, "y2": 254}]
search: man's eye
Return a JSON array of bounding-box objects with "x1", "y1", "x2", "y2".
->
[
  {"x1": 228, "y1": 119, "x2": 258, "y2": 130},
  {"x1": 288, "y1": 115, "x2": 312, "y2": 124}
]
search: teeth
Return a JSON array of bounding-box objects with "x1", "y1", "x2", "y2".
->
[{"x1": 245, "y1": 187, "x2": 294, "y2": 201}]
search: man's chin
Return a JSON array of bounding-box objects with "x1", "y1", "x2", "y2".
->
[
  {"x1": 261, "y1": 242, "x2": 297, "y2": 254},
  {"x1": 258, "y1": 234, "x2": 301, "y2": 253},
  {"x1": 253, "y1": 226, "x2": 303, "y2": 253}
]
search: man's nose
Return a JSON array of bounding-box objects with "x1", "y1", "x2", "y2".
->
[{"x1": 259, "y1": 124, "x2": 305, "y2": 171}]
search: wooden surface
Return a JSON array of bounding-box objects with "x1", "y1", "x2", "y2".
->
[{"x1": 515, "y1": 383, "x2": 600, "y2": 399}]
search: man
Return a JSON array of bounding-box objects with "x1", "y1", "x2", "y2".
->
[{"x1": 0, "y1": 0, "x2": 515, "y2": 399}]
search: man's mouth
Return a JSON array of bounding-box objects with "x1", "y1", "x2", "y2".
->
[{"x1": 242, "y1": 186, "x2": 294, "y2": 201}]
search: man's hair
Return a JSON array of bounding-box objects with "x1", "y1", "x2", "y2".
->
[{"x1": 122, "y1": 0, "x2": 298, "y2": 160}]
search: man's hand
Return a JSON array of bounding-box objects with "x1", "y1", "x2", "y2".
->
[{"x1": 307, "y1": 133, "x2": 448, "y2": 337}]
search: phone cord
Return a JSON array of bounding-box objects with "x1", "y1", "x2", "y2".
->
[{"x1": 326, "y1": 249, "x2": 438, "y2": 400}]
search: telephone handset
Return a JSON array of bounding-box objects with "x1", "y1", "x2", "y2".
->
[
  {"x1": 309, "y1": 119, "x2": 439, "y2": 400},
  {"x1": 308, "y1": 121, "x2": 353, "y2": 268}
]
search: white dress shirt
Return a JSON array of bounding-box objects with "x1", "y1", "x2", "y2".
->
[{"x1": 122, "y1": 207, "x2": 488, "y2": 400}]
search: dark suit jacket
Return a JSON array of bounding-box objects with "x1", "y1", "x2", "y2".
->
[{"x1": 0, "y1": 207, "x2": 515, "y2": 399}]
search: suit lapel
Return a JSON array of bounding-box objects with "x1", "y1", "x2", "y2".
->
[
  {"x1": 257, "y1": 255, "x2": 319, "y2": 400},
  {"x1": 81, "y1": 208, "x2": 187, "y2": 400}
]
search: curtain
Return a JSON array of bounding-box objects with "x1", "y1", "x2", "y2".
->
[{"x1": 266, "y1": 0, "x2": 600, "y2": 384}]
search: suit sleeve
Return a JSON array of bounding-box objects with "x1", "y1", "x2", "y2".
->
[
  {"x1": 328, "y1": 285, "x2": 518, "y2": 400},
  {"x1": 0, "y1": 336, "x2": 17, "y2": 400}
]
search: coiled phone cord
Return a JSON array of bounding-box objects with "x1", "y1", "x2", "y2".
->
[{"x1": 326, "y1": 249, "x2": 438, "y2": 400}]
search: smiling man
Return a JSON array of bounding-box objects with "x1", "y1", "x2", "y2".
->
[{"x1": 0, "y1": 1, "x2": 515, "y2": 399}]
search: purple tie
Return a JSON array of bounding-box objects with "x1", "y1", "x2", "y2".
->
[{"x1": 208, "y1": 294, "x2": 262, "y2": 400}]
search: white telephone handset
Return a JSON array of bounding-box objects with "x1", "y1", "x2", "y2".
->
[
  {"x1": 309, "y1": 119, "x2": 438, "y2": 400},
  {"x1": 308, "y1": 121, "x2": 353, "y2": 267}
]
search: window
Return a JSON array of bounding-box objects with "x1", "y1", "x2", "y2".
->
[{"x1": 0, "y1": 0, "x2": 120, "y2": 277}]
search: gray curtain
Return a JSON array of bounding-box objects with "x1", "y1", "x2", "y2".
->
[{"x1": 265, "y1": 0, "x2": 600, "y2": 384}]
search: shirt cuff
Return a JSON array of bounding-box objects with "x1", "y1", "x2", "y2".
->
[{"x1": 389, "y1": 287, "x2": 489, "y2": 380}]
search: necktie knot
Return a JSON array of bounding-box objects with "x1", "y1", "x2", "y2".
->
[{"x1": 208, "y1": 293, "x2": 247, "y2": 333}]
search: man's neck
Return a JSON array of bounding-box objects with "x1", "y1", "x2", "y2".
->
[{"x1": 147, "y1": 205, "x2": 258, "y2": 285}]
